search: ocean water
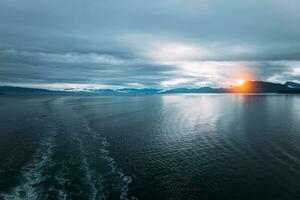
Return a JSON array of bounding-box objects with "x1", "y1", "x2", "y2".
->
[{"x1": 0, "y1": 94, "x2": 300, "y2": 200}]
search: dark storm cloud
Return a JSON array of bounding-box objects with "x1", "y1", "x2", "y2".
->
[
  {"x1": 0, "y1": 49, "x2": 178, "y2": 88},
  {"x1": 0, "y1": 0, "x2": 300, "y2": 88}
]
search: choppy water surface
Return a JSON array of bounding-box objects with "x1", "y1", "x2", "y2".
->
[{"x1": 0, "y1": 94, "x2": 300, "y2": 200}]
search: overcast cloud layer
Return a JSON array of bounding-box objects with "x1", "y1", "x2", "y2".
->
[{"x1": 1, "y1": 0, "x2": 300, "y2": 89}]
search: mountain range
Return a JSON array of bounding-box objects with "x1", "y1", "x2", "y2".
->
[{"x1": 0, "y1": 81, "x2": 300, "y2": 95}]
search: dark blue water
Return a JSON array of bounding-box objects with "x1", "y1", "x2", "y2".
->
[{"x1": 0, "y1": 94, "x2": 300, "y2": 199}]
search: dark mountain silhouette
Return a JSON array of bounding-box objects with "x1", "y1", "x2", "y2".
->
[
  {"x1": 284, "y1": 81, "x2": 300, "y2": 89},
  {"x1": 0, "y1": 86, "x2": 162, "y2": 95},
  {"x1": 163, "y1": 81, "x2": 300, "y2": 94},
  {"x1": 229, "y1": 81, "x2": 290, "y2": 93},
  {"x1": 279, "y1": 82, "x2": 300, "y2": 93},
  {"x1": 161, "y1": 87, "x2": 227, "y2": 93},
  {"x1": 115, "y1": 88, "x2": 162, "y2": 94},
  {"x1": 0, "y1": 86, "x2": 58, "y2": 94},
  {"x1": 1, "y1": 81, "x2": 300, "y2": 94},
  {"x1": 81, "y1": 88, "x2": 162, "y2": 94},
  {"x1": 0, "y1": 86, "x2": 113, "y2": 95},
  {"x1": 0, "y1": 86, "x2": 86, "y2": 95}
]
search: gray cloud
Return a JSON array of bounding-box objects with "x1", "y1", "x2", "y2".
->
[
  {"x1": 0, "y1": 49, "x2": 178, "y2": 88},
  {"x1": 0, "y1": 0, "x2": 300, "y2": 88}
]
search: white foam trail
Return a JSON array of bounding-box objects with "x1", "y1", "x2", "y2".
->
[
  {"x1": 81, "y1": 120, "x2": 136, "y2": 200},
  {"x1": 54, "y1": 170, "x2": 68, "y2": 200},
  {"x1": 120, "y1": 175, "x2": 133, "y2": 200},
  {"x1": 1, "y1": 135, "x2": 55, "y2": 200},
  {"x1": 77, "y1": 138, "x2": 106, "y2": 200}
]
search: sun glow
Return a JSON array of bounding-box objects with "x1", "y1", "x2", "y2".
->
[{"x1": 236, "y1": 79, "x2": 246, "y2": 86}]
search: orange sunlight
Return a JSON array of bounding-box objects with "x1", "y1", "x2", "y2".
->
[{"x1": 232, "y1": 78, "x2": 251, "y2": 93}]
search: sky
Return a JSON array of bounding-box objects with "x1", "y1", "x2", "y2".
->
[{"x1": 1, "y1": 0, "x2": 300, "y2": 89}]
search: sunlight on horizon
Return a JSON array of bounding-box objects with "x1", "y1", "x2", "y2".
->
[{"x1": 236, "y1": 79, "x2": 246, "y2": 86}]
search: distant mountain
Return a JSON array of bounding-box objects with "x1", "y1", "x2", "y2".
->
[
  {"x1": 80, "y1": 88, "x2": 115, "y2": 94},
  {"x1": 229, "y1": 81, "x2": 289, "y2": 93},
  {"x1": 1, "y1": 81, "x2": 300, "y2": 95},
  {"x1": 0, "y1": 86, "x2": 59, "y2": 94},
  {"x1": 0, "y1": 86, "x2": 163, "y2": 95},
  {"x1": 115, "y1": 88, "x2": 162, "y2": 94},
  {"x1": 78, "y1": 88, "x2": 162, "y2": 94},
  {"x1": 163, "y1": 81, "x2": 300, "y2": 94},
  {"x1": 284, "y1": 81, "x2": 300, "y2": 89},
  {"x1": 162, "y1": 87, "x2": 227, "y2": 93}
]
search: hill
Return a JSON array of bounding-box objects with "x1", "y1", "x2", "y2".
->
[
  {"x1": 230, "y1": 81, "x2": 290, "y2": 93},
  {"x1": 1, "y1": 81, "x2": 300, "y2": 94},
  {"x1": 284, "y1": 81, "x2": 300, "y2": 89},
  {"x1": 0, "y1": 86, "x2": 58, "y2": 94},
  {"x1": 161, "y1": 87, "x2": 227, "y2": 93}
]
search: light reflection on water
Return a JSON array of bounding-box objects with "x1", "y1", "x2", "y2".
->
[{"x1": 0, "y1": 94, "x2": 300, "y2": 200}]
